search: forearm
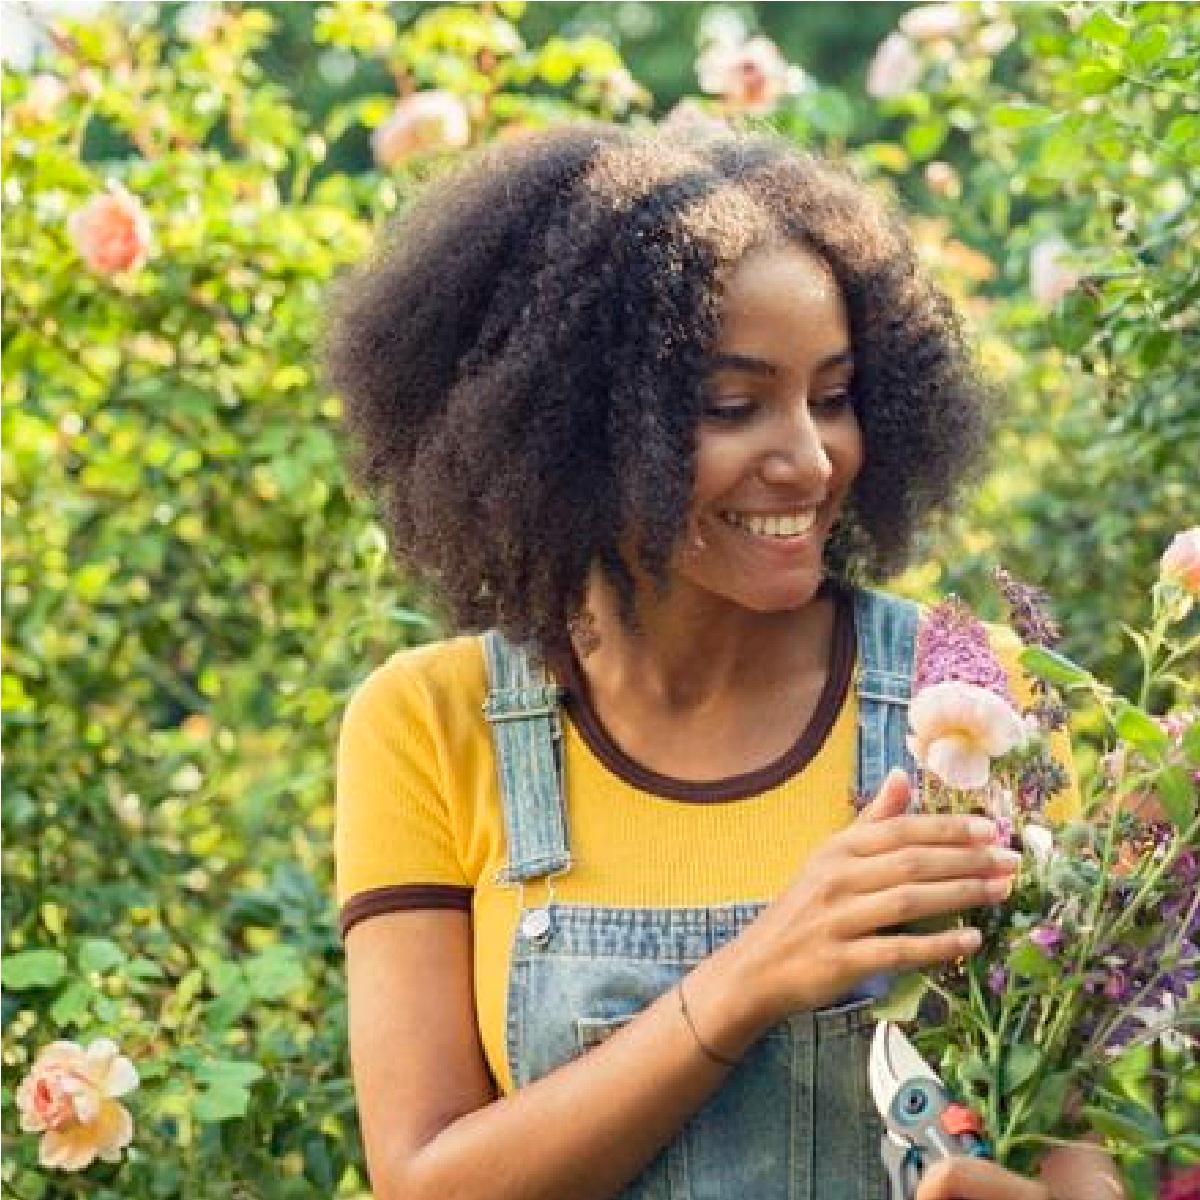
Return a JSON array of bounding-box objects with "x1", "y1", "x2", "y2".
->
[{"x1": 395, "y1": 937, "x2": 769, "y2": 1200}]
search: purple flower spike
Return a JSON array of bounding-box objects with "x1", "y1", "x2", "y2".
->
[
  {"x1": 1030, "y1": 924, "x2": 1063, "y2": 954},
  {"x1": 913, "y1": 598, "x2": 1013, "y2": 701},
  {"x1": 987, "y1": 964, "x2": 1008, "y2": 995}
]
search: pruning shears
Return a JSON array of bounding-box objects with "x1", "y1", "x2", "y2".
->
[{"x1": 868, "y1": 1020, "x2": 993, "y2": 1200}]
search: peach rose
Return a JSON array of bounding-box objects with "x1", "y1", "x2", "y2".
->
[
  {"x1": 67, "y1": 183, "x2": 152, "y2": 275},
  {"x1": 13, "y1": 73, "x2": 69, "y2": 125},
  {"x1": 696, "y1": 34, "x2": 807, "y2": 115},
  {"x1": 371, "y1": 91, "x2": 470, "y2": 168},
  {"x1": 907, "y1": 680, "x2": 1027, "y2": 790},
  {"x1": 1029, "y1": 237, "x2": 1079, "y2": 306},
  {"x1": 1161, "y1": 528, "x2": 1200, "y2": 595},
  {"x1": 15, "y1": 1037, "x2": 138, "y2": 1171},
  {"x1": 866, "y1": 33, "x2": 922, "y2": 99}
]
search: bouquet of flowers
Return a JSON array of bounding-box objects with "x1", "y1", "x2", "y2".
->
[{"x1": 876, "y1": 529, "x2": 1200, "y2": 1179}]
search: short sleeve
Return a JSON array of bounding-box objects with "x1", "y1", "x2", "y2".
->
[
  {"x1": 335, "y1": 656, "x2": 472, "y2": 940},
  {"x1": 987, "y1": 624, "x2": 1082, "y2": 824}
]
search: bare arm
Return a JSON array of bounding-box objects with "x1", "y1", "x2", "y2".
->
[{"x1": 346, "y1": 772, "x2": 1020, "y2": 1200}]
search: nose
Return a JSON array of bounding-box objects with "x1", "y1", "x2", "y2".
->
[{"x1": 758, "y1": 404, "x2": 834, "y2": 491}]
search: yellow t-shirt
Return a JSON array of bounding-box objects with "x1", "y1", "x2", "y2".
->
[{"x1": 335, "y1": 604, "x2": 1077, "y2": 1095}]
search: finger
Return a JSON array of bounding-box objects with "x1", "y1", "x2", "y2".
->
[
  {"x1": 843, "y1": 924, "x2": 983, "y2": 977},
  {"x1": 836, "y1": 874, "x2": 1012, "y2": 939},
  {"x1": 856, "y1": 768, "x2": 911, "y2": 823},
  {"x1": 842, "y1": 845, "x2": 1023, "y2": 896},
  {"x1": 915, "y1": 1157, "x2": 1051, "y2": 1200},
  {"x1": 849, "y1": 812, "x2": 1001, "y2": 856}
]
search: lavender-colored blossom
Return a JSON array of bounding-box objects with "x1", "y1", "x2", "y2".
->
[
  {"x1": 1103, "y1": 968, "x2": 1132, "y2": 1002},
  {"x1": 987, "y1": 963, "x2": 1008, "y2": 995},
  {"x1": 994, "y1": 567, "x2": 1062, "y2": 648},
  {"x1": 1017, "y1": 753, "x2": 1070, "y2": 813},
  {"x1": 1029, "y1": 924, "x2": 1063, "y2": 954},
  {"x1": 913, "y1": 598, "x2": 1013, "y2": 701}
]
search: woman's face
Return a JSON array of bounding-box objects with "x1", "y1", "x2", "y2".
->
[{"x1": 673, "y1": 242, "x2": 864, "y2": 614}]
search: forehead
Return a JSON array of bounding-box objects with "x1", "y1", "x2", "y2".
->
[{"x1": 714, "y1": 244, "x2": 849, "y2": 352}]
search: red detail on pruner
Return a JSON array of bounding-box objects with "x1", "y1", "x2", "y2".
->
[{"x1": 941, "y1": 1104, "x2": 985, "y2": 1137}]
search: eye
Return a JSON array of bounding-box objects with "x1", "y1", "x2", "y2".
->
[
  {"x1": 702, "y1": 399, "x2": 756, "y2": 423},
  {"x1": 812, "y1": 390, "x2": 852, "y2": 415}
]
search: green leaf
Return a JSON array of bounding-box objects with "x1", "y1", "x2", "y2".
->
[
  {"x1": 1008, "y1": 940, "x2": 1057, "y2": 979},
  {"x1": 1155, "y1": 765, "x2": 1197, "y2": 829},
  {"x1": 1182, "y1": 719, "x2": 1200, "y2": 766},
  {"x1": 1018, "y1": 646, "x2": 1092, "y2": 688},
  {"x1": 1001, "y1": 1042, "x2": 1042, "y2": 1095},
  {"x1": 1082, "y1": 1096, "x2": 1165, "y2": 1146},
  {"x1": 1129, "y1": 25, "x2": 1170, "y2": 67},
  {"x1": 1115, "y1": 704, "x2": 1169, "y2": 755},
  {"x1": 1025, "y1": 1071, "x2": 1072, "y2": 1128},
  {"x1": 904, "y1": 117, "x2": 948, "y2": 160},
  {"x1": 49, "y1": 981, "x2": 96, "y2": 1028},
  {"x1": 989, "y1": 104, "x2": 1054, "y2": 129},
  {"x1": 1078, "y1": 10, "x2": 1129, "y2": 46},
  {"x1": 872, "y1": 971, "x2": 928, "y2": 1022},
  {"x1": 4, "y1": 948, "x2": 68, "y2": 989},
  {"x1": 246, "y1": 945, "x2": 304, "y2": 1001},
  {"x1": 78, "y1": 938, "x2": 127, "y2": 974},
  {"x1": 194, "y1": 1082, "x2": 252, "y2": 1123},
  {"x1": 195, "y1": 1059, "x2": 265, "y2": 1088}
]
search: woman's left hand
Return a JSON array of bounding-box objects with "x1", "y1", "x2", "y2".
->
[{"x1": 915, "y1": 1143, "x2": 1127, "y2": 1200}]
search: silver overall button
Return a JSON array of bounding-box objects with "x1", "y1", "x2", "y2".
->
[{"x1": 521, "y1": 907, "x2": 552, "y2": 942}]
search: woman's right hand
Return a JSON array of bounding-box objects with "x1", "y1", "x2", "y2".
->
[{"x1": 732, "y1": 769, "x2": 1022, "y2": 1025}]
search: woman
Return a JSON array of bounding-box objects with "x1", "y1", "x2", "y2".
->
[{"x1": 322, "y1": 125, "x2": 1119, "y2": 1200}]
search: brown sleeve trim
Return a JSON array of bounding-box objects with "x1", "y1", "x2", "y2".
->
[{"x1": 338, "y1": 883, "x2": 473, "y2": 940}]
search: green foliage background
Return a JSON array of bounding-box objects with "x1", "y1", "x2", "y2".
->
[{"x1": 3, "y1": 3, "x2": 1196, "y2": 1197}]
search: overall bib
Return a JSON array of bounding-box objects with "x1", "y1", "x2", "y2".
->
[{"x1": 482, "y1": 587, "x2": 919, "y2": 1199}]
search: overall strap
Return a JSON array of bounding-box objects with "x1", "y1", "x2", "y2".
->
[
  {"x1": 481, "y1": 629, "x2": 573, "y2": 884},
  {"x1": 852, "y1": 586, "x2": 920, "y2": 804}
]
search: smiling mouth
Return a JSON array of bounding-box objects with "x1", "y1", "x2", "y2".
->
[{"x1": 718, "y1": 509, "x2": 819, "y2": 539}]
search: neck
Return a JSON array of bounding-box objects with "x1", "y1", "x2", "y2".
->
[{"x1": 571, "y1": 567, "x2": 837, "y2": 717}]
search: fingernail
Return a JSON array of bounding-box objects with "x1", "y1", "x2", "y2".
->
[
  {"x1": 959, "y1": 928, "x2": 983, "y2": 952},
  {"x1": 967, "y1": 816, "x2": 998, "y2": 841},
  {"x1": 990, "y1": 848, "x2": 1023, "y2": 868}
]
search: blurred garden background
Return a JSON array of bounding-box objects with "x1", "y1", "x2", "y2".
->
[{"x1": 2, "y1": 1, "x2": 1197, "y2": 1196}]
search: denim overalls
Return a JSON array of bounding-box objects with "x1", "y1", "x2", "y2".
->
[{"x1": 482, "y1": 587, "x2": 918, "y2": 1199}]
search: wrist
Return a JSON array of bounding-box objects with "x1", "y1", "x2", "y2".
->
[{"x1": 680, "y1": 936, "x2": 777, "y2": 1061}]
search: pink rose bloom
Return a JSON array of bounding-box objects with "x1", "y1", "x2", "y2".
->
[
  {"x1": 976, "y1": 20, "x2": 1017, "y2": 55},
  {"x1": 899, "y1": 3, "x2": 966, "y2": 42},
  {"x1": 14, "y1": 73, "x2": 69, "y2": 124},
  {"x1": 1161, "y1": 527, "x2": 1200, "y2": 595},
  {"x1": 659, "y1": 98, "x2": 730, "y2": 140},
  {"x1": 67, "y1": 182, "x2": 152, "y2": 275},
  {"x1": 371, "y1": 91, "x2": 470, "y2": 168},
  {"x1": 1029, "y1": 238, "x2": 1079, "y2": 306},
  {"x1": 696, "y1": 34, "x2": 806, "y2": 115},
  {"x1": 15, "y1": 1038, "x2": 138, "y2": 1171},
  {"x1": 866, "y1": 33, "x2": 922, "y2": 99},
  {"x1": 924, "y1": 161, "x2": 960, "y2": 199},
  {"x1": 907, "y1": 680, "x2": 1027, "y2": 790}
]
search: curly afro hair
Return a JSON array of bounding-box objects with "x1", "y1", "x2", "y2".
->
[{"x1": 320, "y1": 122, "x2": 995, "y2": 659}]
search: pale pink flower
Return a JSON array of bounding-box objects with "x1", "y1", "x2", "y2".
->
[
  {"x1": 14, "y1": 73, "x2": 68, "y2": 124},
  {"x1": 976, "y1": 20, "x2": 1017, "y2": 55},
  {"x1": 67, "y1": 183, "x2": 152, "y2": 275},
  {"x1": 696, "y1": 34, "x2": 807, "y2": 115},
  {"x1": 924, "y1": 161, "x2": 960, "y2": 199},
  {"x1": 1161, "y1": 528, "x2": 1200, "y2": 595},
  {"x1": 907, "y1": 680, "x2": 1027, "y2": 790},
  {"x1": 866, "y1": 33, "x2": 922, "y2": 99},
  {"x1": 15, "y1": 1038, "x2": 138, "y2": 1171},
  {"x1": 596, "y1": 66, "x2": 646, "y2": 114},
  {"x1": 371, "y1": 91, "x2": 470, "y2": 168},
  {"x1": 659, "y1": 98, "x2": 730, "y2": 140},
  {"x1": 899, "y1": 3, "x2": 967, "y2": 42},
  {"x1": 1029, "y1": 237, "x2": 1079, "y2": 306},
  {"x1": 1022, "y1": 823, "x2": 1056, "y2": 867}
]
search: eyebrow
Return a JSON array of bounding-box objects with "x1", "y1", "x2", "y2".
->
[{"x1": 706, "y1": 349, "x2": 853, "y2": 376}]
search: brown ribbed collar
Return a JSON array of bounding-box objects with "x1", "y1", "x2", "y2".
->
[{"x1": 549, "y1": 584, "x2": 855, "y2": 803}]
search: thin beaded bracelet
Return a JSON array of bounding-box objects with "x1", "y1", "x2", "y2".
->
[{"x1": 676, "y1": 978, "x2": 738, "y2": 1068}]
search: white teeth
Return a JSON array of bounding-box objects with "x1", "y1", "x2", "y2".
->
[{"x1": 721, "y1": 509, "x2": 818, "y2": 538}]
